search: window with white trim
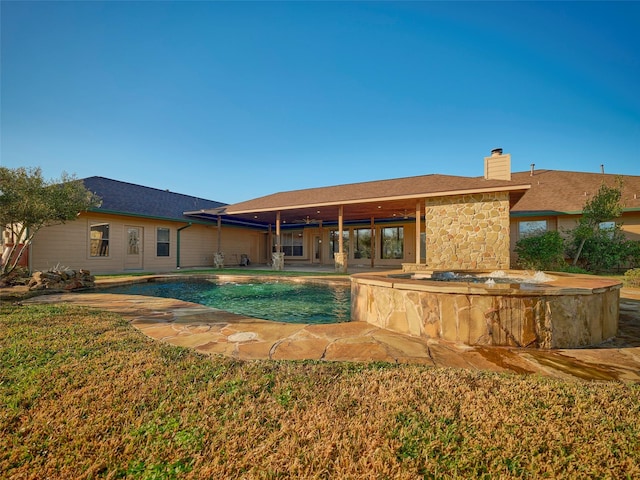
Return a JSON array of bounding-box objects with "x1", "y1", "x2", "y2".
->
[
  {"x1": 157, "y1": 228, "x2": 170, "y2": 257},
  {"x1": 279, "y1": 230, "x2": 304, "y2": 257}
]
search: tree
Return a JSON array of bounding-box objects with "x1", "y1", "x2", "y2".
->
[
  {"x1": 571, "y1": 177, "x2": 624, "y2": 266},
  {"x1": 0, "y1": 167, "x2": 102, "y2": 276}
]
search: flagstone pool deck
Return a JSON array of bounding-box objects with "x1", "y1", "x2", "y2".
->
[{"x1": 9, "y1": 271, "x2": 640, "y2": 383}]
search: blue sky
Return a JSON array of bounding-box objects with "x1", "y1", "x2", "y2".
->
[{"x1": 2, "y1": 1, "x2": 638, "y2": 204}]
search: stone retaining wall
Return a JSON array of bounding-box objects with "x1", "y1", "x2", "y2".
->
[{"x1": 351, "y1": 272, "x2": 621, "y2": 349}]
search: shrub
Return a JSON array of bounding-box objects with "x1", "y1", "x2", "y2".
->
[
  {"x1": 626, "y1": 240, "x2": 640, "y2": 267},
  {"x1": 514, "y1": 230, "x2": 566, "y2": 271},
  {"x1": 571, "y1": 229, "x2": 640, "y2": 273},
  {"x1": 624, "y1": 268, "x2": 640, "y2": 288}
]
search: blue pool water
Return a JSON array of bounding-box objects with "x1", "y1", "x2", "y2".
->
[{"x1": 102, "y1": 279, "x2": 351, "y2": 324}]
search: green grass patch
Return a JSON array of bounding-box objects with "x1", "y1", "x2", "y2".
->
[{"x1": 1, "y1": 303, "x2": 639, "y2": 478}]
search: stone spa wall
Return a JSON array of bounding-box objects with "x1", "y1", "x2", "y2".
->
[
  {"x1": 424, "y1": 192, "x2": 511, "y2": 270},
  {"x1": 351, "y1": 271, "x2": 621, "y2": 349}
]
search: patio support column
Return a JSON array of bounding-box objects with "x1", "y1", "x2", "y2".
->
[
  {"x1": 275, "y1": 211, "x2": 281, "y2": 253},
  {"x1": 314, "y1": 220, "x2": 323, "y2": 265},
  {"x1": 370, "y1": 216, "x2": 375, "y2": 269},
  {"x1": 334, "y1": 205, "x2": 347, "y2": 273},
  {"x1": 338, "y1": 206, "x2": 344, "y2": 253},
  {"x1": 272, "y1": 211, "x2": 284, "y2": 270},
  {"x1": 415, "y1": 200, "x2": 421, "y2": 265}
]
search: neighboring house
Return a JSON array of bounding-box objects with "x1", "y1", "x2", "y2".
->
[{"x1": 11, "y1": 151, "x2": 640, "y2": 274}]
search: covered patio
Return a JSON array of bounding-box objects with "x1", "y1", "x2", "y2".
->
[{"x1": 187, "y1": 168, "x2": 530, "y2": 272}]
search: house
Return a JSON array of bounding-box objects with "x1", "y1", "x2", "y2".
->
[
  {"x1": 197, "y1": 150, "x2": 640, "y2": 272},
  {"x1": 10, "y1": 150, "x2": 640, "y2": 274},
  {"x1": 194, "y1": 150, "x2": 531, "y2": 272},
  {"x1": 24, "y1": 177, "x2": 266, "y2": 274}
]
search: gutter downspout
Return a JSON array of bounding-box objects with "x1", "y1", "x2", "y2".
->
[{"x1": 176, "y1": 223, "x2": 192, "y2": 269}]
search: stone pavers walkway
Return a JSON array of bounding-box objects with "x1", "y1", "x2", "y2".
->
[{"x1": 18, "y1": 282, "x2": 640, "y2": 383}]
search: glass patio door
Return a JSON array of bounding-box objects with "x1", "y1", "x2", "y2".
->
[
  {"x1": 124, "y1": 226, "x2": 143, "y2": 270},
  {"x1": 313, "y1": 235, "x2": 322, "y2": 263}
]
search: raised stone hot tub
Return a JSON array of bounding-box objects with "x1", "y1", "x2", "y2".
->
[{"x1": 351, "y1": 270, "x2": 622, "y2": 348}]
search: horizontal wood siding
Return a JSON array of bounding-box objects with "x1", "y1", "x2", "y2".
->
[
  {"x1": 216, "y1": 227, "x2": 263, "y2": 266},
  {"x1": 484, "y1": 154, "x2": 511, "y2": 181},
  {"x1": 30, "y1": 210, "x2": 639, "y2": 274},
  {"x1": 30, "y1": 213, "x2": 259, "y2": 274},
  {"x1": 620, "y1": 212, "x2": 640, "y2": 240},
  {"x1": 177, "y1": 225, "x2": 216, "y2": 268},
  {"x1": 31, "y1": 219, "x2": 91, "y2": 272}
]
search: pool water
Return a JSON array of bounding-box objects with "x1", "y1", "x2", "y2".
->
[{"x1": 102, "y1": 279, "x2": 351, "y2": 324}]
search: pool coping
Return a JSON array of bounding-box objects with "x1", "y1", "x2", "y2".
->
[{"x1": 11, "y1": 273, "x2": 640, "y2": 383}]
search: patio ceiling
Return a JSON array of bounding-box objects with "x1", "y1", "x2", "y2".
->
[
  {"x1": 237, "y1": 197, "x2": 427, "y2": 225},
  {"x1": 186, "y1": 188, "x2": 529, "y2": 227}
]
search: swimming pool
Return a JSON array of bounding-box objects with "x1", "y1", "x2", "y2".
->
[{"x1": 101, "y1": 278, "x2": 351, "y2": 324}]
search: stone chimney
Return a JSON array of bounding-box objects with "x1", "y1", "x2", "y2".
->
[{"x1": 484, "y1": 148, "x2": 511, "y2": 181}]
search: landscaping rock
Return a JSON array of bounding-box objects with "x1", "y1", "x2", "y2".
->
[{"x1": 28, "y1": 268, "x2": 95, "y2": 291}]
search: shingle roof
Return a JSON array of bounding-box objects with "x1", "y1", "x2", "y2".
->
[
  {"x1": 225, "y1": 173, "x2": 531, "y2": 213},
  {"x1": 82, "y1": 177, "x2": 226, "y2": 222},
  {"x1": 510, "y1": 170, "x2": 640, "y2": 215},
  {"x1": 82, "y1": 168, "x2": 640, "y2": 227}
]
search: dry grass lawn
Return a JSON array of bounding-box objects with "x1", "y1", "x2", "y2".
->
[{"x1": 1, "y1": 303, "x2": 639, "y2": 479}]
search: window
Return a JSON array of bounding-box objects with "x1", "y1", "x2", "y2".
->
[
  {"x1": 127, "y1": 228, "x2": 140, "y2": 255},
  {"x1": 519, "y1": 220, "x2": 547, "y2": 238},
  {"x1": 330, "y1": 230, "x2": 350, "y2": 255},
  {"x1": 599, "y1": 221, "x2": 616, "y2": 239},
  {"x1": 353, "y1": 228, "x2": 371, "y2": 259},
  {"x1": 157, "y1": 228, "x2": 170, "y2": 256},
  {"x1": 381, "y1": 226, "x2": 404, "y2": 259},
  {"x1": 279, "y1": 230, "x2": 303, "y2": 257},
  {"x1": 599, "y1": 221, "x2": 616, "y2": 231},
  {"x1": 90, "y1": 223, "x2": 109, "y2": 257}
]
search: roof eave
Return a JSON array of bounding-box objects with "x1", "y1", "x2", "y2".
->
[
  {"x1": 86, "y1": 207, "x2": 216, "y2": 225},
  {"x1": 222, "y1": 184, "x2": 532, "y2": 215},
  {"x1": 511, "y1": 206, "x2": 640, "y2": 217}
]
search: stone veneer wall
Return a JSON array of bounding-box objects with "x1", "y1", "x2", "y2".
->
[
  {"x1": 424, "y1": 192, "x2": 510, "y2": 270},
  {"x1": 351, "y1": 274, "x2": 621, "y2": 348}
]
